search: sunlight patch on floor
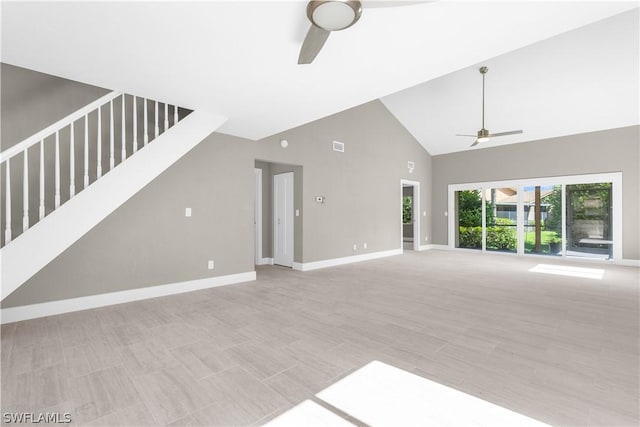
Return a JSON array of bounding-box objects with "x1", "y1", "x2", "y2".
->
[
  {"x1": 529, "y1": 263, "x2": 604, "y2": 279},
  {"x1": 268, "y1": 361, "x2": 550, "y2": 427}
]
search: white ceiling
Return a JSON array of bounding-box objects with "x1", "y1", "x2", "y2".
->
[
  {"x1": 381, "y1": 7, "x2": 640, "y2": 155},
  {"x1": 2, "y1": 1, "x2": 638, "y2": 150}
]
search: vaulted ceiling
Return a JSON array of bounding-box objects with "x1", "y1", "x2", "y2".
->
[{"x1": 2, "y1": 1, "x2": 638, "y2": 154}]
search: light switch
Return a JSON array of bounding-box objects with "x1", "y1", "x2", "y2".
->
[
  {"x1": 423, "y1": 211, "x2": 426, "y2": 217},
  {"x1": 185, "y1": 207, "x2": 192, "y2": 217},
  {"x1": 295, "y1": 209, "x2": 300, "y2": 217},
  {"x1": 208, "y1": 260, "x2": 214, "y2": 270}
]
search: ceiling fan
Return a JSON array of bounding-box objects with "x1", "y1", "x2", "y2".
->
[
  {"x1": 298, "y1": 1, "x2": 426, "y2": 64},
  {"x1": 456, "y1": 66, "x2": 523, "y2": 147}
]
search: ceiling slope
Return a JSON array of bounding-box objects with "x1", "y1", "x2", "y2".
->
[
  {"x1": 1, "y1": 1, "x2": 637, "y2": 142},
  {"x1": 381, "y1": 7, "x2": 640, "y2": 155}
]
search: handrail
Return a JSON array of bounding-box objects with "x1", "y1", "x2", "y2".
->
[
  {"x1": 1, "y1": 90, "x2": 185, "y2": 247},
  {"x1": 0, "y1": 90, "x2": 122, "y2": 163}
]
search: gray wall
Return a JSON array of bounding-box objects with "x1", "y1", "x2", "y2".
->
[
  {"x1": 1, "y1": 64, "x2": 109, "y2": 245},
  {"x1": 1, "y1": 63, "x2": 109, "y2": 150},
  {"x1": 1, "y1": 64, "x2": 185, "y2": 245},
  {"x1": 2, "y1": 133, "x2": 256, "y2": 307},
  {"x1": 254, "y1": 160, "x2": 272, "y2": 258},
  {"x1": 431, "y1": 125, "x2": 640, "y2": 260},
  {"x1": 253, "y1": 100, "x2": 432, "y2": 263},
  {"x1": 2, "y1": 99, "x2": 431, "y2": 307}
]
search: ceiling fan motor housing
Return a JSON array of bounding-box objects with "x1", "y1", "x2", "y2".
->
[
  {"x1": 477, "y1": 128, "x2": 490, "y2": 138},
  {"x1": 307, "y1": 0, "x2": 363, "y2": 31}
]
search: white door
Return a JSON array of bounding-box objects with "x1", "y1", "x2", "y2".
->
[{"x1": 274, "y1": 172, "x2": 294, "y2": 267}]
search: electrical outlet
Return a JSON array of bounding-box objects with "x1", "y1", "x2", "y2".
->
[
  {"x1": 353, "y1": 244, "x2": 357, "y2": 251},
  {"x1": 364, "y1": 243, "x2": 367, "y2": 249},
  {"x1": 207, "y1": 260, "x2": 214, "y2": 270},
  {"x1": 423, "y1": 211, "x2": 426, "y2": 217},
  {"x1": 185, "y1": 207, "x2": 192, "y2": 217},
  {"x1": 295, "y1": 209, "x2": 300, "y2": 217}
]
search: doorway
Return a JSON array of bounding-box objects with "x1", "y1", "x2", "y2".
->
[
  {"x1": 273, "y1": 172, "x2": 294, "y2": 267},
  {"x1": 401, "y1": 180, "x2": 420, "y2": 251},
  {"x1": 254, "y1": 160, "x2": 301, "y2": 269}
]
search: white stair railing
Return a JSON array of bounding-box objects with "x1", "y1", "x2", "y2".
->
[{"x1": 1, "y1": 92, "x2": 185, "y2": 247}]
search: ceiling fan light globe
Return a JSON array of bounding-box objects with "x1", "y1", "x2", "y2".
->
[
  {"x1": 310, "y1": 1, "x2": 362, "y2": 31},
  {"x1": 477, "y1": 136, "x2": 490, "y2": 143}
]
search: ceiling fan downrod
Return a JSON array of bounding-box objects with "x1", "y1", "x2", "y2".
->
[{"x1": 480, "y1": 66, "x2": 488, "y2": 131}]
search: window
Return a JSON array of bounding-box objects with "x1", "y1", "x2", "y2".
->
[{"x1": 448, "y1": 173, "x2": 621, "y2": 261}]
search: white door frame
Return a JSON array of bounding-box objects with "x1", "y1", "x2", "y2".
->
[
  {"x1": 274, "y1": 172, "x2": 294, "y2": 267},
  {"x1": 401, "y1": 179, "x2": 420, "y2": 251},
  {"x1": 254, "y1": 168, "x2": 262, "y2": 265}
]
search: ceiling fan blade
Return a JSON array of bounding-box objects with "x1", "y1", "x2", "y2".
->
[
  {"x1": 298, "y1": 25, "x2": 331, "y2": 64},
  {"x1": 456, "y1": 134, "x2": 477, "y2": 137},
  {"x1": 470, "y1": 139, "x2": 480, "y2": 147},
  {"x1": 363, "y1": 1, "x2": 430, "y2": 8},
  {"x1": 488, "y1": 130, "x2": 523, "y2": 138}
]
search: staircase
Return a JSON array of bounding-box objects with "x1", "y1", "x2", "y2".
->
[{"x1": 1, "y1": 92, "x2": 226, "y2": 300}]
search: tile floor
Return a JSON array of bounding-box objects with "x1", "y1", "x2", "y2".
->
[{"x1": 1, "y1": 250, "x2": 638, "y2": 426}]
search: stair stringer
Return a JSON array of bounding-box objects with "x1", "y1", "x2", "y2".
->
[{"x1": 1, "y1": 110, "x2": 227, "y2": 300}]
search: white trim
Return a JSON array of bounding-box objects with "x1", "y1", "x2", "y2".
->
[
  {"x1": 447, "y1": 172, "x2": 624, "y2": 192},
  {"x1": 401, "y1": 179, "x2": 420, "y2": 251},
  {"x1": 273, "y1": 172, "x2": 294, "y2": 267},
  {"x1": 292, "y1": 248, "x2": 402, "y2": 272},
  {"x1": 617, "y1": 259, "x2": 640, "y2": 267},
  {"x1": 447, "y1": 172, "x2": 623, "y2": 262},
  {"x1": 254, "y1": 168, "x2": 263, "y2": 265},
  {"x1": 419, "y1": 244, "x2": 450, "y2": 251},
  {"x1": 0, "y1": 271, "x2": 256, "y2": 324},
  {"x1": 258, "y1": 257, "x2": 274, "y2": 265},
  {"x1": 1, "y1": 111, "x2": 227, "y2": 300},
  {"x1": 0, "y1": 91, "x2": 122, "y2": 163}
]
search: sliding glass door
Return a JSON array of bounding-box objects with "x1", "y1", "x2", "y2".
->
[
  {"x1": 455, "y1": 190, "x2": 482, "y2": 250},
  {"x1": 523, "y1": 184, "x2": 562, "y2": 257},
  {"x1": 448, "y1": 173, "x2": 620, "y2": 261},
  {"x1": 566, "y1": 183, "x2": 613, "y2": 260},
  {"x1": 485, "y1": 187, "x2": 518, "y2": 253}
]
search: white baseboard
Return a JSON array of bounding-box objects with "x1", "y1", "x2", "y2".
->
[
  {"x1": 258, "y1": 258, "x2": 274, "y2": 265},
  {"x1": 292, "y1": 248, "x2": 402, "y2": 272},
  {"x1": 617, "y1": 259, "x2": 640, "y2": 267},
  {"x1": 0, "y1": 271, "x2": 256, "y2": 324},
  {"x1": 1, "y1": 111, "x2": 227, "y2": 301},
  {"x1": 419, "y1": 244, "x2": 450, "y2": 251}
]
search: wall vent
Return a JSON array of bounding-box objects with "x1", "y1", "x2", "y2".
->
[{"x1": 332, "y1": 141, "x2": 345, "y2": 152}]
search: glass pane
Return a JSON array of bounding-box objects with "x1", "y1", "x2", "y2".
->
[
  {"x1": 484, "y1": 188, "x2": 517, "y2": 253},
  {"x1": 566, "y1": 183, "x2": 612, "y2": 260},
  {"x1": 523, "y1": 185, "x2": 562, "y2": 256},
  {"x1": 455, "y1": 190, "x2": 482, "y2": 250}
]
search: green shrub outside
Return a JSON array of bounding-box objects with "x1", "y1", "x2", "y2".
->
[{"x1": 459, "y1": 218, "x2": 517, "y2": 250}]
